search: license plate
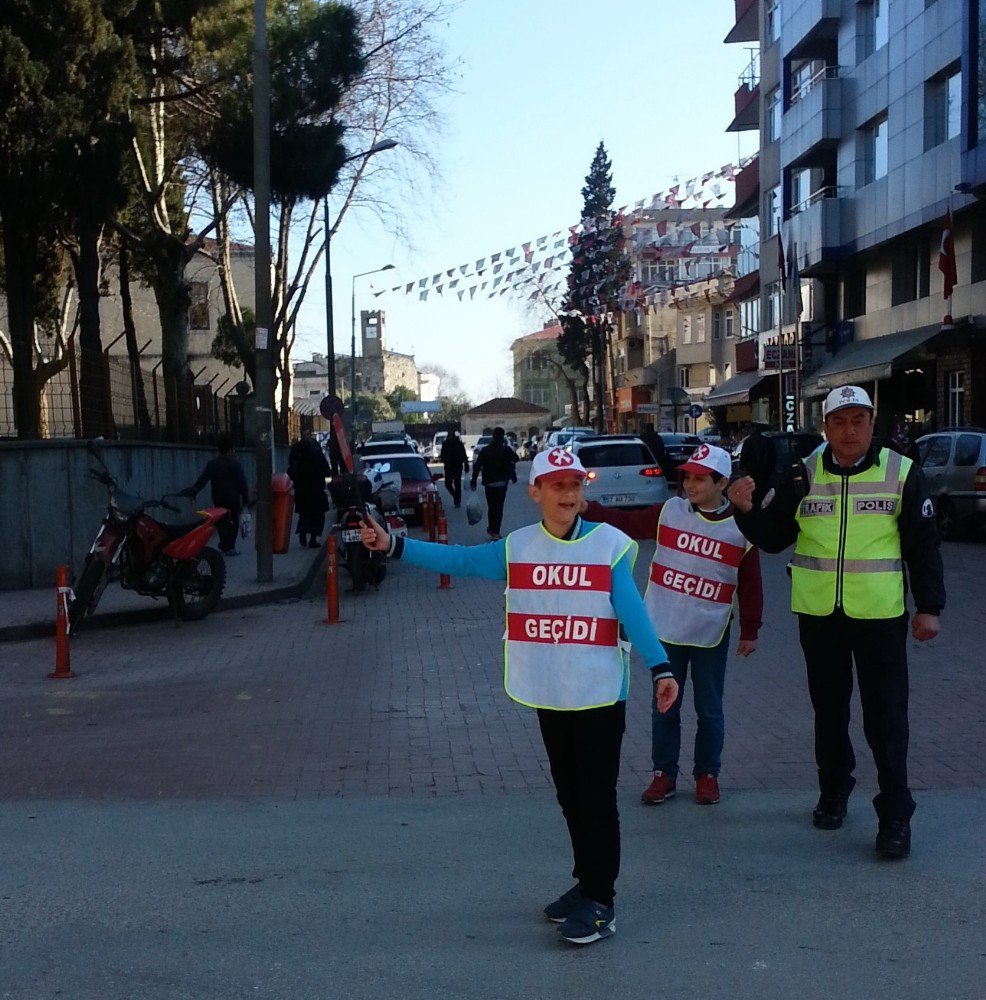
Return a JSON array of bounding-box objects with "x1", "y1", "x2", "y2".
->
[
  {"x1": 600, "y1": 494, "x2": 635, "y2": 504},
  {"x1": 400, "y1": 507, "x2": 415, "y2": 515},
  {"x1": 341, "y1": 529, "x2": 362, "y2": 543}
]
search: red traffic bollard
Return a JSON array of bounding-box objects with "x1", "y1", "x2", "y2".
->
[
  {"x1": 324, "y1": 534, "x2": 341, "y2": 624},
  {"x1": 425, "y1": 492, "x2": 437, "y2": 541},
  {"x1": 50, "y1": 564, "x2": 76, "y2": 680},
  {"x1": 437, "y1": 516, "x2": 452, "y2": 590}
]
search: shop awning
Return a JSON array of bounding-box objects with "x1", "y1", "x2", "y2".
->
[
  {"x1": 705, "y1": 370, "x2": 768, "y2": 406},
  {"x1": 801, "y1": 325, "x2": 940, "y2": 397}
]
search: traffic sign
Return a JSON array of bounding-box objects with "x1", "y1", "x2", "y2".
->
[
  {"x1": 687, "y1": 404, "x2": 703, "y2": 419},
  {"x1": 319, "y1": 394, "x2": 345, "y2": 420}
]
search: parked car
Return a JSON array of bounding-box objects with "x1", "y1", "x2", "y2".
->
[
  {"x1": 546, "y1": 427, "x2": 596, "y2": 450},
  {"x1": 658, "y1": 433, "x2": 703, "y2": 478},
  {"x1": 359, "y1": 452, "x2": 440, "y2": 526},
  {"x1": 917, "y1": 429, "x2": 986, "y2": 539},
  {"x1": 730, "y1": 431, "x2": 824, "y2": 475},
  {"x1": 571, "y1": 435, "x2": 668, "y2": 508}
]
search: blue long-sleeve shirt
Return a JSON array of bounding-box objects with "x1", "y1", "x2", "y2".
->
[{"x1": 392, "y1": 519, "x2": 671, "y2": 689}]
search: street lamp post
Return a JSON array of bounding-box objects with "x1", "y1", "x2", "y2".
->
[
  {"x1": 350, "y1": 264, "x2": 395, "y2": 434},
  {"x1": 323, "y1": 139, "x2": 398, "y2": 398}
]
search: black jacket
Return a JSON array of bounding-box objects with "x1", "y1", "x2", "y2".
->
[
  {"x1": 470, "y1": 442, "x2": 518, "y2": 487},
  {"x1": 733, "y1": 443, "x2": 945, "y2": 616},
  {"x1": 187, "y1": 454, "x2": 250, "y2": 513},
  {"x1": 440, "y1": 434, "x2": 469, "y2": 472}
]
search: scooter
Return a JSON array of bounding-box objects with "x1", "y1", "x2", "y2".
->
[
  {"x1": 68, "y1": 443, "x2": 228, "y2": 632},
  {"x1": 329, "y1": 463, "x2": 406, "y2": 593}
]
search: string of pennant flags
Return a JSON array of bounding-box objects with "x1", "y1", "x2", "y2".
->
[{"x1": 371, "y1": 156, "x2": 755, "y2": 316}]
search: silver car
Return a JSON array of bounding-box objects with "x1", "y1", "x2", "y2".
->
[
  {"x1": 917, "y1": 430, "x2": 986, "y2": 539},
  {"x1": 572, "y1": 435, "x2": 669, "y2": 508}
]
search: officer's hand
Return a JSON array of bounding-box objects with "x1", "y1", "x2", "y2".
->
[
  {"x1": 911, "y1": 613, "x2": 940, "y2": 642},
  {"x1": 655, "y1": 677, "x2": 678, "y2": 714},
  {"x1": 736, "y1": 639, "x2": 757, "y2": 657},
  {"x1": 726, "y1": 476, "x2": 755, "y2": 513},
  {"x1": 359, "y1": 514, "x2": 390, "y2": 552}
]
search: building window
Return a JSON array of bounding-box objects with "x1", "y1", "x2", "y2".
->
[
  {"x1": 681, "y1": 316, "x2": 692, "y2": 345},
  {"x1": 724, "y1": 362, "x2": 732, "y2": 380},
  {"x1": 844, "y1": 267, "x2": 866, "y2": 320},
  {"x1": 764, "y1": 185, "x2": 782, "y2": 237},
  {"x1": 709, "y1": 365, "x2": 717, "y2": 387},
  {"x1": 696, "y1": 313, "x2": 706, "y2": 343},
  {"x1": 980, "y1": 0, "x2": 986, "y2": 145},
  {"x1": 725, "y1": 309, "x2": 735, "y2": 338},
  {"x1": 766, "y1": 87, "x2": 782, "y2": 143},
  {"x1": 713, "y1": 311, "x2": 722, "y2": 340},
  {"x1": 947, "y1": 370, "x2": 965, "y2": 426},
  {"x1": 679, "y1": 367, "x2": 690, "y2": 389},
  {"x1": 857, "y1": 0, "x2": 888, "y2": 63},
  {"x1": 762, "y1": 282, "x2": 782, "y2": 331},
  {"x1": 766, "y1": 1, "x2": 781, "y2": 43},
  {"x1": 925, "y1": 66, "x2": 962, "y2": 149},
  {"x1": 891, "y1": 246, "x2": 919, "y2": 305},
  {"x1": 858, "y1": 113, "x2": 889, "y2": 187},
  {"x1": 972, "y1": 227, "x2": 986, "y2": 283},
  {"x1": 189, "y1": 281, "x2": 210, "y2": 330},
  {"x1": 789, "y1": 168, "x2": 812, "y2": 215}
]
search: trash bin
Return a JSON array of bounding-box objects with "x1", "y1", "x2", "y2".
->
[{"x1": 271, "y1": 472, "x2": 294, "y2": 554}]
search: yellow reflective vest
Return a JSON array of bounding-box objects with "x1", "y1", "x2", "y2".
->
[{"x1": 790, "y1": 448, "x2": 911, "y2": 619}]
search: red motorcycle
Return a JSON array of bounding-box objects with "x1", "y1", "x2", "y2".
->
[{"x1": 69, "y1": 444, "x2": 228, "y2": 632}]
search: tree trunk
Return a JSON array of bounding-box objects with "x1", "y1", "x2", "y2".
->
[
  {"x1": 119, "y1": 245, "x2": 152, "y2": 437},
  {"x1": 75, "y1": 219, "x2": 110, "y2": 437},
  {"x1": 2, "y1": 219, "x2": 42, "y2": 439}
]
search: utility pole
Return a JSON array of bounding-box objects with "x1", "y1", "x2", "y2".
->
[
  {"x1": 323, "y1": 197, "x2": 336, "y2": 397},
  {"x1": 253, "y1": 0, "x2": 273, "y2": 583}
]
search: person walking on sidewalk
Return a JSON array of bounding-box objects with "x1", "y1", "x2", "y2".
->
[
  {"x1": 727, "y1": 386, "x2": 945, "y2": 860},
  {"x1": 181, "y1": 433, "x2": 251, "y2": 556},
  {"x1": 584, "y1": 443, "x2": 762, "y2": 807},
  {"x1": 288, "y1": 428, "x2": 331, "y2": 548},
  {"x1": 469, "y1": 426, "x2": 518, "y2": 540},
  {"x1": 361, "y1": 446, "x2": 678, "y2": 946},
  {"x1": 440, "y1": 431, "x2": 469, "y2": 508}
]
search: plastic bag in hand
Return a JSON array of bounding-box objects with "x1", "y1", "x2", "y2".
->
[
  {"x1": 465, "y1": 493, "x2": 483, "y2": 526},
  {"x1": 240, "y1": 509, "x2": 253, "y2": 540}
]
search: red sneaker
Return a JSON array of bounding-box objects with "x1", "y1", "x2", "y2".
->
[
  {"x1": 641, "y1": 771, "x2": 676, "y2": 805},
  {"x1": 695, "y1": 773, "x2": 720, "y2": 805}
]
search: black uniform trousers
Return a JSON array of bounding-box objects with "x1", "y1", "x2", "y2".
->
[
  {"x1": 443, "y1": 467, "x2": 463, "y2": 507},
  {"x1": 798, "y1": 610, "x2": 915, "y2": 822},
  {"x1": 537, "y1": 701, "x2": 625, "y2": 908},
  {"x1": 484, "y1": 484, "x2": 508, "y2": 535}
]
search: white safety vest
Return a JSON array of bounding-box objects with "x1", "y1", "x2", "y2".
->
[
  {"x1": 504, "y1": 521, "x2": 635, "y2": 710},
  {"x1": 644, "y1": 497, "x2": 749, "y2": 648}
]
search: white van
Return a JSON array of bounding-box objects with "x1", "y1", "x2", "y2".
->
[{"x1": 428, "y1": 431, "x2": 448, "y2": 463}]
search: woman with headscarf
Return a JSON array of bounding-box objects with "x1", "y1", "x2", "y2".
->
[{"x1": 288, "y1": 428, "x2": 331, "y2": 548}]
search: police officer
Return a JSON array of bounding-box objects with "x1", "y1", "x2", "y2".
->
[{"x1": 727, "y1": 386, "x2": 944, "y2": 859}]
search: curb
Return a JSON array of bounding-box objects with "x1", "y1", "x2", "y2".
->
[{"x1": 0, "y1": 548, "x2": 327, "y2": 645}]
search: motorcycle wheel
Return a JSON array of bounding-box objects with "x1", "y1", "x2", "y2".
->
[
  {"x1": 68, "y1": 556, "x2": 106, "y2": 633},
  {"x1": 172, "y1": 546, "x2": 226, "y2": 621},
  {"x1": 346, "y1": 540, "x2": 367, "y2": 593},
  {"x1": 369, "y1": 557, "x2": 387, "y2": 587}
]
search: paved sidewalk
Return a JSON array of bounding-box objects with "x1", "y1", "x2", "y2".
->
[{"x1": 1, "y1": 472, "x2": 983, "y2": 998}]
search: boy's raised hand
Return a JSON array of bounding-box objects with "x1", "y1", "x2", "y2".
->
[
  {"x1": 360, "y1": 513, "x2": 390, "y2": 551},
  {"x1": 655, "y1": 678, "x2": 678, "y2": 714}
]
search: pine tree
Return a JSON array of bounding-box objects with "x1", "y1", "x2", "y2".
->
[{"x1": 557, "y1": 142, "x2": 630, "y2": 431}]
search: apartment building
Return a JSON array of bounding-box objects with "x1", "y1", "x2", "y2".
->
[
  {"x1": 722, "y1": 0, "x2": 986, "y2": 434},
  {"x1": 510, "y1": 321, "x2": 588, "y2": 425}
]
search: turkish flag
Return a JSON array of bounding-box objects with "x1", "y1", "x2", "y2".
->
[{"x1": 938, "y1": 208, "x2": 957, "y2": 301}]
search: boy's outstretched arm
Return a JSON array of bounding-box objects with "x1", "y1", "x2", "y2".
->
[{"x1": 360, "y1": 512, "x2": 507, "y2": 580}]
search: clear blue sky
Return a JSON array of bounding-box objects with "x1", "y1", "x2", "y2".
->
[{"x1": 292, "y1": 0, "x2": 758, "y2": 402}]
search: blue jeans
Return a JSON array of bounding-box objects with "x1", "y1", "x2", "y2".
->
[{"x1": 652, "y1": 628, "x2": 730, "y2": 778}]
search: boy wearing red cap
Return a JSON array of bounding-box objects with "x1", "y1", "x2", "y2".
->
[
  {"x1": 360, "y1": 446, "x2": 677, "y2": 946},
  {"x1": 584, "y1": 443, "x2": 763, "y2": 806}
]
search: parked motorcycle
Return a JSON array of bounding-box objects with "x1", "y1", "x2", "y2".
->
[
  {"x1": 329, "y1": 463, "x2": 406, "y2": 594},
  {"x1": 69, "y1": 444, "x2": 228, "y2": 631}
]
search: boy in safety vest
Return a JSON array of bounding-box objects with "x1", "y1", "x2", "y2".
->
[
  {"x1": 360, "y1": 446, "x2": 677, "y2": 946},
  {"x1": 584, "y1": 443, "x2": 763, "y2": 807}
]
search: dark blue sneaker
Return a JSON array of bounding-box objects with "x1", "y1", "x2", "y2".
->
[
  {"x1": 543, "y1": 884, "x2": 583, "y2": 923},
  {"x1": 558, "y1": 898, "x2": 615, "y2": 945}
]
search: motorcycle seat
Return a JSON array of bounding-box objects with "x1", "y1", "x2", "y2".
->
[{"x1": 161, "y1": 520, "x2": 211, "y2": 540}]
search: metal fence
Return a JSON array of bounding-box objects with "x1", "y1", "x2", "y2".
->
[{"x1": 0, "y1": 335, "x2": 248, "y2": 445}]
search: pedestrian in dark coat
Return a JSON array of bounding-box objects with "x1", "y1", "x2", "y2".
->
[
  {"x1": 641, "y1": 423, "x2": 670, "y2": 474},
  {"x1": 288, "y1": 429, "x2": 331, "y2": 548},
  {"x1": 440, "y1": 432, "x2": 469, "y2": 508},
  {"x1": 181, "y1": 432, "x2": 251, "y2": 556},
  {"x1": 469, "y1": 426, "x2": 519, "y2": 540}
]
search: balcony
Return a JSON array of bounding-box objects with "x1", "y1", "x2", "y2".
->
[
  {"x1": 786, "y1": 187, "x2": 845, "y2": 275},
  {"x1": 725, "y1": 0, "x2": 758, "y2": 44},
  {"x1": 728, "y1": 54, "x2": 760, "y2": 133},
  {"x1": 729, "y1": 155, "x2": 760, "y2": 217},
  {"x1": 784, "y1": 0, "x2": 841, "y2": 60},
  {"x1": 781, "y1": 67, "x2": 841, "y2": 167}
]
